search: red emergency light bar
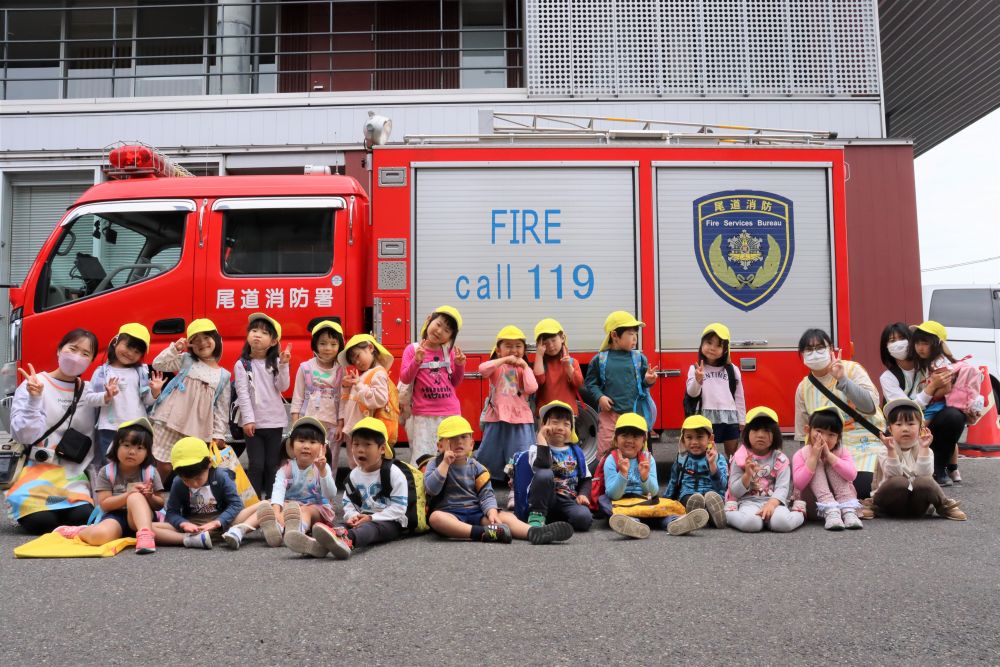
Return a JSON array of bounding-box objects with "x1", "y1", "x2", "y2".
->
[{"x1": 103, "y1": 143, "x2": 193, "y2": 180}]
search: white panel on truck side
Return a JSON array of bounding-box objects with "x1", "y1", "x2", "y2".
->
[
  {"x1": 656, "y1": 167, "x2": 833, "y2": 350},
  {"x1": 413, "y1": 166, "x2": 637, "y2": 352}
]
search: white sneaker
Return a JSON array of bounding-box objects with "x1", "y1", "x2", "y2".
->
[
  {"x1": 609, "y1": 514, "x2": 650, "y2": 539},
  {"x1": 842, "y1": 511, "x2": 864, "y2": 530},
  {"x1": 222, "y1": 526, "x2": 243, "y2": 550},
  {"x1": 824, "y1": 510, "x2": 845, "y2": 531}
]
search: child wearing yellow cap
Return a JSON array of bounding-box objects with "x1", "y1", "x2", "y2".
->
[
  {"x1": 525, "y1": 401, "x2": 592, "y2": 534},
  {"x1": 339, "y1": 334, "x2": 397, "y2": 465},
  {"x1": 149, "y1": 319, "x2": 231, "y2": 481},
  {"x1": 399, "y1": 306, "x2": 467, "y2": 464},
  {"x1": 86, "y1": 322, "x2": 160, "y2": 455},
  {"x1": 532, "y1": 318, "x2": 583, "y2": 417},
  {"x1": 685, "y1": 323, "x2": 746, "y2": 459},
  {"x1": 290, "y1": 320, "x2": 346, "y2": 467},
  {"x1": 584, "y1": 311, "x2": 658, "y2": 457},
  {"x1": 664, "y1": 415, "x2": 728, "y2": 531},
  {"x1": 475, "y1": 326, "x2": 538, "y2": 486}
]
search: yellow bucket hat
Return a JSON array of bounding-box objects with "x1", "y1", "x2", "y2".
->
[
  {"x1": 437, "y1": 415, "x2": 474, "y2": 439},
  {"x1": 286, "y1": 416, "x2": 330, "y2": 457},
  {"x1": 702, "y1": 322, "x2": 731, "y2": 342},
  {"x1": 490, "y1": 325, "x2": 527, "y2": 358},
  {"x1": 117, "y1": 322, "x2": 150, "y2": 347},
  {"x1": 338, "y1": 333, "x2": 394, "y2": 370},
  {"x1": 171, "y1": 437, "x2": 211, "y2": 469},
  {"x1": 746, "y1": 406, "x2": 779, "y2": 424},
  {"x1": 537, "y1": 399, "x2": 579, "y2": 443},
  {"x1": 420, "y1": 305, "x2": 463, "y2": 338},
  {"x1": 614, "y1": 412, "x2": 648, "y2": 433},
  {"x1": 600, "y1": 311, "x2": 645, "y2": 351},
  {"x1": 681, "y1": 415, "x2": 714, "y2": 432},
  {"x1": 248, "y1": 312, "x2": 282, "y2": 340},
  {"x1": 311, "y1": 320, "x2": 344, "y2": 341},
  {"x1": 914, "y1": 320, "x2": 947, "y2": 342},
  {"x1": 186, "y1": 318, "x2": 218, "y2": 338},
  {"x1": 118, "y1": 417, "x2": 153, "y2": 434},
  {"x1": 533, "y1": 318, "x2": 564, "y2": 341}
]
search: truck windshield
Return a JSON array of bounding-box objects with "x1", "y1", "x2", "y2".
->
[
  {"x1": 221, "y1": 208, "x2": 334, "y2": 276},
  {"x1": 39, "y1": 208, "x2": 187, "y2": 310}
]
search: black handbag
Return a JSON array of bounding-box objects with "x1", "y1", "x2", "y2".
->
[{"x1": 54, "y1": 380, "x2": 93, "y2": 464}]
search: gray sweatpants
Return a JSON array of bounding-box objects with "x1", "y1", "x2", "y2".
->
[{"x1": 726, "y1": 499, "x2": 804, "y2": 533}]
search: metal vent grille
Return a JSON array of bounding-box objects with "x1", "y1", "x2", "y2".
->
[
  {"x1": 526, "y1": 0, "x2": 879, "y2": 98},
  {"x1": 378, "y1": 261, "x2": 407, "y2": 290}
]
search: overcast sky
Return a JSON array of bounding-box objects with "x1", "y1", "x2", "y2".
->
[{"x1": 915, "y1": 109, "x2": 1000, "y2": 286}]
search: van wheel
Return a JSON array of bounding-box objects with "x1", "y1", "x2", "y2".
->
[{"x1": 576, "y1": 401, "x2": 600, "y2": 470}]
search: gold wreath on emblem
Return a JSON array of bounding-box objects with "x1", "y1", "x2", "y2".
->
[{"x1": 709, "y1": 234, "x2": 781, "y2": 289}]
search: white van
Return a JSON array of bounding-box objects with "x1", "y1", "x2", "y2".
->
[{"x1": 922, "y1": 284, "x2": 1000, "y2": 402}]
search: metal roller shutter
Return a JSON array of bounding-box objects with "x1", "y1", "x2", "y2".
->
[
  {"x1": 656, "y1": 167, "x2": 833, "y2": 350},
  {"x1": 413, "y1": 166, "x2": 638, "y2": 352}
]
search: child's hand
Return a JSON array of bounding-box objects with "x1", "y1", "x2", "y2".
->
[
  {"x1": 104, "y1": 376, "x2": 120, "y2": 403},
  {"x1": 695, "y1": 360, "x2": 705, "y2": 385},
  {"x1": 878, "y1": 433, "x2": 897, "y2": 457},
  {"x1": 638, "y1": 451, "x2": 651, "y2": 481},
  {"x1": 333, "y1": 423, "x2": 344, "y2": 443},
  {"x1": 707, "y1": 446, "x2": 719, "y2": 472},
  {"x1": 17, "y1": 364, "x2": 43, "y2": 397},
  {"x1": 414, "y1": 342, "x2": 427, "y2": 364},
  {"x1": 442, "y1": 449, "x2": 457, "y2": 466},
  {"x1": 180, "y1": 521, "x2": 200, "y2": 533},
  {"x1": 342, "y1": 373, "x2": 359, "y2": 387},
  {"x1": 149, "y1": 370, "x2": 166, "y2": 394},
  {"x1": 353, "y1": 514, "x2": 372, "y2": 526},
  {"x1": 454, "y1": 346, "x2": 466, "y2": 365},
  {"x1": 279, "y1": 343, "x2": 292, "y2": 365},
  {"x1": 486, "y1": 509, "x2": 499, "y2": 524},
  {"x1": 561, "y1": 345, "x2": 573, "y2": 369},
  {"x1": 757, "y1": 499, "x2": 779, "y2": 521},
  {"x1": 315, "y1": 455, "x2": 327, "y2": 476},
  {"x1": 243, "y1": 422, "x2": 257, "y2": 438},
  {"x1": 537, "y1": 424, "x2": 552, "y2": 444},
  {"x1": 576, "y1": 494, "x2": 591, "y2": 506},
  {"x1": 830, "y1": 348, "x2": 845, "y2": 381},
  {"x1": 199, "y1": 520, "x2": 221, "y2": 532},
  {"x1": 616, "y1": 452, "x2": 631, "y2": 478},
  {"x1": 644, "y1": 365, "x2": 658, "y2": 384},
  {"x1": 918, "y1": 427, "x2": 933, "y2": 449},
  {"x1": 598, "y1": 396, "x2": 615, "y2": 412},
  {"x1": 173, "y1": 337, "x2": 188, "y2": 353}
]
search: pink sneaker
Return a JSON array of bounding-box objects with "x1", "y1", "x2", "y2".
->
[
  {"x1": 54, "y1": 525, "x2": 85, "y2": 539},
  {"x1": 135, "y1": 528, "x2": 156, "y2": 554}
]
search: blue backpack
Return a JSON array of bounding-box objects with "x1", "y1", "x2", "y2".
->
[
  {"x1": 510, "y1": 445, "x2": 588, "y2": 521},
  {"x1": 596, "y1": 350, "x2": 657, "y2": 426}
]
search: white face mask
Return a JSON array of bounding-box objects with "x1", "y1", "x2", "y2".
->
[
  {"x1": 887, "y1": 340, "x2": 909, "y2": 361},
  {"x1": 803, "y1": 348, "x2": 831, "y2": 371}
]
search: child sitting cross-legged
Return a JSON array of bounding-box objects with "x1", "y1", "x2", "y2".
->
[
  {"x1": 663, "y1": 415, "x2": 728, "y2": 532},
  {"x1": 424, "y1": 415, "x2": 573, "y2": 545}
]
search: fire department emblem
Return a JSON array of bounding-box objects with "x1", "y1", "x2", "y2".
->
[{"x1": 693, "y1": 190, "x2": 794, "y2": 311}]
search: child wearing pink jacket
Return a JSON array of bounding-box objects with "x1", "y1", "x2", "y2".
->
[{"x1": 793, "y1": 407, "x2": 862, "y2": 531}]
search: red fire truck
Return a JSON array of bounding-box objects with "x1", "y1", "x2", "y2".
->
[{"x1": 5, "y1": 117, "x2": 914, "y2": 461}]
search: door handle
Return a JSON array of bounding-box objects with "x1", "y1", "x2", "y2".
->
[
  {"x1": 153, "y1": 318, "x2": 186, "y2": 335},
  {"x1": 656, "y1": 369, "x2": 682, "y2": 377}
]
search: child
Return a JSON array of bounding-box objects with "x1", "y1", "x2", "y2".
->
[
  {"x1": 532, "y1": 318, "x2": 583, "y2": 418},
  {"x1": 309, "y1": 417, "x2": 410, "y2": 559},
  {"x1": 149, "y1": 319, "x2": 231, "y2": 480},
  {"x1": 339, "y1": 334, "x2": 396, "y2": 467},
  {"x1": 234, "y1": 312, "x2": 291, "y2": 500},
  {"x1": 425, "y1": 415, "x2": 573, "y2": 545},
  {"x1": 151, "y1": 437, "x2": 251, "y2": 549},
  {"x1": 726, "y1": 407, "x2": 804, "y2": 533},
  {"x1": 792, "y1": 407, "x2": 863, "y2": 530},
  {"x1": 87, "y1": 323, "x2": 160, "y2": 455},
  {"x1": 685, "y1": 323, "x2": 746, "y2": 459},
  {"x1": 664, "y1": 414, "x2": 728, "y2": 530},
  {"x1": 871, "y1": 398, "x2": 966, "y2": 520},
  {"x1": 290, "y1": 320, "x2": 345, "y2": 466},
  {"x1": 399, "y1": 305, "x2": 466, "y2": 464},
  {"x1": 54, "y1": 418, "x2": 165, "y2": 554},
  {"x1": 221, "y1": 417, "x2": 338, "y2": 551},
  {"x1": 475, "y1": 326, "x2": 538, "y2": 483},
  {"x1": 526, "y1": 400, "x2": 593, "y2": 532},
  {"x1": 602, "y1": 413, "x2": 701, "y2": 538},
  {"x1": 585, "y1": 311, "x2": 657, "y2": 458},
  {"x1": 910, "y1": 321, "x2": 965, "y2": 487}
]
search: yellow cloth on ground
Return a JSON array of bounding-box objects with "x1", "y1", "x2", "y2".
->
[
  {"x1": 14, "y1": 533, "x2": 135, "y2": 558},
  {"x1": 611, "y1": 496, "x2": 685, "y2": 518}
]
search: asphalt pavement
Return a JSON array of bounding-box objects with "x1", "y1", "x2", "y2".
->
[{"x1": 1, "y1": 454, "x2": 998, "y2": 666}]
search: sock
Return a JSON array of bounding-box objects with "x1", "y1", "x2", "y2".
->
[
  {"x1": 230, "y1": 524, "x2": 248, "y2": 538},
  {"x1": 470, "y1": 526, "x2": 486, "y2": 541},
  {"x1": 527, "y1": 512, "x2": 546, "y2": 528}
]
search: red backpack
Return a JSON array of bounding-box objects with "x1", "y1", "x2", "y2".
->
[{"x1": 589, "y1": 450, "x2": 621, "y2": 512}]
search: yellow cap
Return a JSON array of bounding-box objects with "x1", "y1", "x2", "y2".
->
[
  {"x1": 809, "y1": 405, "x2": 844, "y2": 424},
  {"x1": 600, "y1": 311, "x2": 645, "y2": 351},
  {"x1": 681, "y1": 415, "x2": 714, "y2": 432},
  {"x1": 171, "y1": 437, "x2": 211, "y2": 469},
  {"x1": 537, "y1": 399, "x2": 579, "y2": 443},
  {"x1": 914, "y1": 320, "x2": 947, "y2": 342},
  {"x1": 248, "y1": 312, "x2": 282, "y2": 340},
  {"x1": 490, "y1": 325, "x2": 527, "y2": 357},
  {"x1": 186, "y1": 318, "x2": 218, "y2": 338},
  {"x1": 285, "y1": 416, "x2": 330, "y2": 457},
  {"x1": 118, "y1": 417, "x2": 153, "y2": 434},
  {"x1": 746, "y1": 406, "x2": 779, "y2": 424},
  {"x1": 614, "y1": 412, "x2": 648, "y2": 432},
  {"x1": 350, "y1": 416, "x2": 388, "y2": 440},
  {"x1": 437, "y1": 415, "x2": 474, "y2": 439},
  {"x1": 702, "y1": 322, "x2": 731, "y2": 342},
  {"x1": 338, "y1": 333, "x2": 394, "y2": 370},
  {"x1": 117, "y1": 323, "x2": 150, "y2": 347},
  {"x1": 534, "y1": 318, "x2": 564, "y2": 340},
  {"x1": 311, "y1": 320, "x2": 344, "y2": 339},
  {"x1": 420, "y1": 305, "x2": 463, "y2": 338}
]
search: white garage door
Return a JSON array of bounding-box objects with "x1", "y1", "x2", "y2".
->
[
  {"x1": 414, "y1": 166, "x2": 638, "y2": 352},
  {"x1": 656, "y1": 166, "x2": 834, "y2": 350}
]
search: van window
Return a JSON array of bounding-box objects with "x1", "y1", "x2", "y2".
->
[
  {"x1": 40, "y1": 210, "x2": 187, "y2": 309},
  {"x1": 222, "y1": 208, "x2": 334, "y2": 276},
  {"x1": 929, "y1": 288, "x2": 996, "y2": 329}
]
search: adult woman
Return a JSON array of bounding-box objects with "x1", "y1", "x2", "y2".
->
[
  {"x1": 6, "y1": 329, "x2": 108, "y2": 534},
  {"x1": 794, "y1": 328, "x2": 885, "y2": 499}
]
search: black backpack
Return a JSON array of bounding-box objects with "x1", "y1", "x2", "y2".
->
[{"x1": 682, "y1": 362, "x2": 738, "y2": 417}]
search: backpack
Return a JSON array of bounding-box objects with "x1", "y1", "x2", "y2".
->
[
  {"x1": 589, "y1": 449, "x2": 621, "y2": 513},
  {"x1": 596, "y1": 350, "x2": 657, "y2": 426},
  {"x1": 510, "y1": 445, "x2": 588, "y2": 521},
  {"x1": 358, "y1": 366, "x2": 400, "y2": 445},
  {"x1": 682, "y1": 362, "x2": 738, "y2": 417},
  {"x1": 229, "y1": 357, "x2": 253, "y2": 440},
  {"x1": 343, "y1": 458, "x2": 428, "y2": 534}
]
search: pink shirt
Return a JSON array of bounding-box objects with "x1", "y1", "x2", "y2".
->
[
  {"x1": 398, "y1": 343, "x2": 465, "y2": 416},
  {"x1": 791, "y1": 444, "x2": 858, "y2": 492},
  {"x1": 479, "y1": 359, "x2": 537, "y2": 425}
]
